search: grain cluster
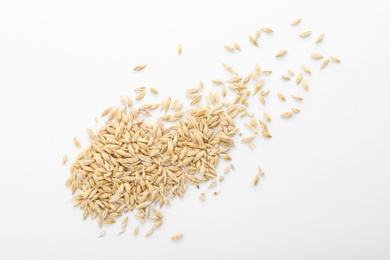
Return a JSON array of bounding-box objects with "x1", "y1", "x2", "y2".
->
[{"x1": 64, "y1": 17, "x2": 341, "y2": 239}]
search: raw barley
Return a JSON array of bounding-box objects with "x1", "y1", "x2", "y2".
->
[
  {"x1": 311, "y1": 53, "x2": 323, "y2": 59},
  {"x1": 263, "y1": 112, "x2": 271, "y2": 122},
  {"x1": 299, "y1": 30, "x2": 311, "y2": 37},
  {"x1": 133, "y1": 64, "x2": 147, "y2": 71},
  {"x1": 98, "y1": 231, "x2": 106, "y2": 238},
  {"x1": 171, "y1": 234, "x2": 184, "y2": 240},
  {"x1": 316, "y1": 34, "x2": 325, "y2": 42},
  {"x1": 224, "y1": 45, "x2": 235, "y2": 51},
  {"x1": 253, "y1": 174, "x2": 259, "y2": 186},
  {"x1": 291, "y1": 108, "x2": 300, "y2": 113},
  {"x1": 301, "y1": 65, "x2": 312, "y2": 75},
  {"x1": 330, "y1": 56, "x2": 341, "y2": 63},
  {"x1": 281, "y1": 112, "x2": 294, "y2": 118},
  {"x1": 233, "y1": 42, "x2": 241, "y2": 51},
  {"x1": 261, "y1": 28, "x2": 274, "y2": 33},
  {"x1": 276, "y1": 49, "x2": 288, "y2": 57},
  {"x1": 62, "y1": 154, "x2": 68, "y2": 165},
  {"x1": 296, "y1": 73, "x2": 302, "y2": 85},
  {"x1": 73, "y1": 137, "x2": 81, "y2": 149},
  {"x1": 320, "y1": 59, "x2": 330, "y2": 69},
  {"x1": 277, "y1": 92, "x2": 286, "y2": 102},
  {"x1": 291, "y1": 18, "x2": 302, "y2": 25},
  {"x1": 178, "y1": 44, "x2": 182, "y2": 55},
  {"x1": 291, "y1": 94, "x2": 304, "y2": 100}
]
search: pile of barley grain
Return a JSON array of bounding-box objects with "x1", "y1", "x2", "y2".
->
[{"x1": 63, "y1": 18, "x2": 340, "y2": 239}]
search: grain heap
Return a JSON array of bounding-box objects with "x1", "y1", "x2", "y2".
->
[{"x1": 63, "y1": 18, "x2": 341, "y2": 238}]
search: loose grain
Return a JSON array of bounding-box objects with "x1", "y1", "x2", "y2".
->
[{"x1": 171, "y1": 234, "x2": 184, "y2": 240}]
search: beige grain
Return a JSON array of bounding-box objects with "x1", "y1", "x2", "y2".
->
[
  {"x1": 178, "y1": 44, "x2": 182, "y2": 55},
  {"x1": 316, "y1": 34, "x2": 325, "y2": 42},
  {"x1": 291, "y1": 18, "x2": 302, "y2": 25},
  {"x1": 276, "y1": 49, "x2": 288, "y2": 57},
  {"x1": 281, "y1": 111, "x2": 294, "y2": 118},
  {"x1": 171, "y1": 234, "x2": 184, "y2": 240},
  {"x1": 133, "y1": 64, "x2": 147, "y2": 71},
  {"x1": 299, "y1": 30, "x2": 311, "y2": 37}
]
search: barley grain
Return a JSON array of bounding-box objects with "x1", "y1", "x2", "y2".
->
[
  {"x1": 261, "y1": 28, "x2": 274, "y2": 33},
  {"x1": 291, "y1": 94, "x2": 304, "y2": 100},
  {"x1": 330, "y1": 56, "x2": 341, "y2": 63},
  {"x1": 73, "y1": 137, "x2": 81, "y2": 149},
  {"x1": 276, "y1": 49, "x2": 288, "y2": 57},
  {"x1": 178, "y1": 44, "x2": 182, "y2": 55},
  {"x1": 291, "y1": 18, "x2": 302, "y2": 25},
  {"x1": 316, "y1": 34, "x2": 325, "y2": 42},
  {"x1": 171, "y1": 234, "x2": 184, "y2": 240},
  {"x1": 62, "y1": 154, "x2": 68, "y2": 165},
  {"x1": 299, "y1": 30, "x2": 311, "y2": 37},
  {"x1": 133, "y1": 64, "x2": 147, "y2": 71},
  {"x1": 320, "y1": 59, "x2": 330, "y2": 69},
  {"x1": 281, "y1": 112, "x2": 294, "y2": 118},
  {"x1": 311, "y1": 53, "x2": 323, "y2": 59},
  {"x1": 301, "y1": 65, "x2": 312, "y2": 75},
  {"x1": 253, "y1": 174, "x2": 259, "y2": 186},
  {"x1": 277, "y1": 92, "x2": 286, "y2": 102},
  {"x1": 296, "y1": 73, "x2": 302, "y2": 85}
]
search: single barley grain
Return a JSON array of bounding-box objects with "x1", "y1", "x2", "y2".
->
[
  {"x1": 261, "y1": 131, "x2": 272, "y2": 138},
  {"x1": 320, "y1": 59, "x2": 330, "y2": 69},
  {"x1": 199, "y1": 193, "x2": 205, "y2": 201},
  {"x1": 291, "y1": 18, "x2": 302, "y2": 25},
  {"x1": 301, "y1": 65, "x2": 312, "y2": 75},
  {"x1": 288, "y1": 69, "x2": 295, "y2": 76},
  {"x1": 224, "y1": 45, "x2": 235, "y2": 51},
  {"x1": 133, "y1": 64, "x2": 147, "y2": 71},
  {"x1": 178, "y1": 44, "x2": 182, "y2": 55},
  {"x1": 118, "y1": 229, "x2": 126, "y2": 235},
  {"x1": 311, "y1": 53, "x2": 323, "y2": 59},
  {"x1": 330, "y1": 56, "x2": 341, "y2": 63},
  {"x1": 316, "y1": 34, "x2": 325, "y2": 42},
  {"x1": 98, "y1": 231, "x2": 106, "y2": 238},
  {"x1": 263, "y1": 112, "x2": 271, "y2": 122},
  {"x1": 171, "y1": 234, "x2": 184, "y2": 240},
  {"x1": 296, "y1": 73, "x2": 302, "y2": 85},
  {"x1": 73, "y1": 137, "x2": 81, "y2": 149},
  {"x1": 208, "y1": 181, "x2": 217, "y2": 189},
  {"x1": 291, "y1": 108, "x2": 300, "y2": 113},
  {"x1": 303, "y1": 80, "x2": 309, "y2": 91},
  {"x1": 277, "y1": 92, "x2": 286, "y2": 102},
  {"x1": 291, "y1": 94, "x2": 304, "y2": 100},
  {"x1": 121, "y1": 216, "x2": 128, "y2": 229},
  {"x1": 281, "y1": 74, "x2": 291, "y2": 80},
  {"x1": 261, "y1": 28, "x2": 274, "y2": 33},
  {"x1": 249, "y1": 35, "x2": 259, "y2": 47},
  {"x1": 149, "y1": 87, "x2": 159, "y2": 94},
  {"x1": 258, "y1": 165, "x2": 265, "y2": 177},
  {"x1": 146, "y1": 229, "x2": 153, "y2": 237},
  {"x1": 299, "y1": 30, "x2": 311, "y2": 37},
  {"x1": 281, "y1": 111, "x2": 294, "y2": 118},
  {"x1": 253, "y1": 174, "x2": 259, "y2": 186},
  {"x1": 234, "y1": 42, "x2": 241, "y2": 51},
  {"x1": 62, "y1": 154, "x2": 68, "y2": 165},
  {"x1": 276, "y1": 49, "x2": 288, "y2": 57},
  {"x1": 134, "y1": 227, "x2": 139, "y2": 236}
]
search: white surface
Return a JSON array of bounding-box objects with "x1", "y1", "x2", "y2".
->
[{"x1": 1, "y1": 0, "x2": 390, "y2": 259}]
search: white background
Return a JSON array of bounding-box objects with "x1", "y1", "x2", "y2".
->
[{"x1": 1, "y1": 0, "x2": 390, "y2": 259}]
